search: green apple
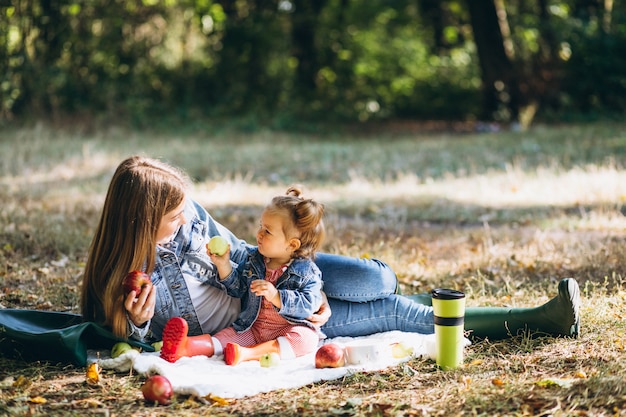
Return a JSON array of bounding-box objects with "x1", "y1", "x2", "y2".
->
[
  {"x1": 207, "y1": 236, "x2": 229, "y2": 256},
  {"x1": 152, "y1": 341, "x2": 163, "y2": 352},
  {"x1": 259, "y1": 352, "x2": 281, "y2": 367},
  {"x1": 391, "y1": 342, "x2": 414, "y2": 358},
  {"x1": 111, "y1": 342, "x2": 134, "y2": 358}
]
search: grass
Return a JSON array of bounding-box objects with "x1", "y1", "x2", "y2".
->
[{"x1": 1, "y1": 121, "x2": 625, "y2": 416}]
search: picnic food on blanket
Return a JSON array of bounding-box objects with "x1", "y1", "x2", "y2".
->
[
  {"x1": 315, "y1": 343, "x2": 345, "y2": 368},
  {"x1": 111, "y1": 341, "x2": 138, "y2": 358},
  {"x1": 260, "y1": 352, "x2": 281, "y2": 367},
  {"x1": 123, "y1": 270, "x2": 151, "y2": 297},
  {"x1": 344, "y1": 341, "x2": 390, "y2": 365},
  {"x1": 390, "y1": 341, "x2": 414, "y2": 358},
  {"x1": 96, "y1": 331, "x2": 434, "y2": 399},
  {"x1": 141, "y1": 375, "x2": 173, "y2": 405},
  {"x1": 160, "y1": 317, "x2": 214, "y2": 363},
  {"x1": 207, "y1": 236, "x2": 230, "y2": 256}
]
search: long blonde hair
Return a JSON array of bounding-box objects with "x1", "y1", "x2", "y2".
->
[{"x1": 81, "y1": 156, "x2": 189, "y2": 337}]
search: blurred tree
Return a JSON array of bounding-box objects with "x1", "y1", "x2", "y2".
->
[
  {"x1": 211, "y1": 0, "x2": 289, "y2": 115},
  {"x1": 466, "y1": 0, "x2": 521, "y2": 122},
  {"x1": 291, "y1": 0, "x2": 326, "y2": 100},
  {"x1": 1, "y1": 0, "x2": 625, "y2": 125}
]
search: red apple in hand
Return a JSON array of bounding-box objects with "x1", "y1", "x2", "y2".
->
[
  {"x1": 315, "y1": 343, "x2": 345, "y2": 368},
  {"x1": 123, "y1": 271, "x2": 151, "y2": 297},
  {"x1": 141, "y1": 375, "x2": 173, "y2": 405}
]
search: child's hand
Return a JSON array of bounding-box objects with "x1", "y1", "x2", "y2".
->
[
  {"x1": 251, "y1": 279, "x2": 279, "y2": 303},
  {"x1": 206, "y1": 244, "x2": 232, "y2": 279},
  {"x1": 206, "y1": 243, "x2": 230, "y2": 262}
]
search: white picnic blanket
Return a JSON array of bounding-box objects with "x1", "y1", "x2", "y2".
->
[{"x1": 96, "y1": 331, "x2": 468, "y2": 399}]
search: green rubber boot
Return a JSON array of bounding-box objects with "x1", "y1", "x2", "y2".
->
[
  {"x1": 465, "y1": 278, "x2": 580, "y2": 340},
  {"x1": 405, "y1": 278, "x2": 581, "y2": 340}
]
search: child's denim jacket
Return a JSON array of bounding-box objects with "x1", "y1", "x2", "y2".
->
[{"x1": 212, "y1": 246, "x2": 324, "y2": 333}]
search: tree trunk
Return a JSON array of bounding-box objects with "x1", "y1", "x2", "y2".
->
[
  {"x1": 572, "y1": 0, "x2": 602, "y2": 21},
  {"x1": 466, "y1": 0, "x2": 520, "y2": 121},
  {"x1": 291, "y1": 0, "x2": 327, "y2": 100},
  {"x1": 418, "y1": 0, "x2": 446, "y2": 52},
  {"x1": 211, "y1": 0, "x2": 277, "y2": 112}
]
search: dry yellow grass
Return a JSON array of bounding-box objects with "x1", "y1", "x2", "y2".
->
[{"x1": 1, "y1": 122, "x2": 625, "y2": 416}]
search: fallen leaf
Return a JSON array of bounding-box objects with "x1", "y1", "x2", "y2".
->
[
  {"x1": 207, "y1": 394, "x2": 232, "y2": 406},
  {"x1": 492, "y1": 378, "x2": 506, "y2": 386},
  {"x1": 86, "y1": 362, "x2": 101, "y2": 385},
  {"x1": 13, "y1": 375, "x2": 32, "y2": 389},
  {"x1": 28, "y1": 396, "x2": 47, "y2": 404}
]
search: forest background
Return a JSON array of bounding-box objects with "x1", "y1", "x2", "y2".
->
[{"x1": 2, "y1": 0, "x2": 626, "y2": 129}]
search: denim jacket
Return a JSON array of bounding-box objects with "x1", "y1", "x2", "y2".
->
[
  {"x1": 128, "y1": 199, "x2": 251, "y2": 342},
  {"x1": 212, "y1": 246, "x2": 323, "y2": 333}
]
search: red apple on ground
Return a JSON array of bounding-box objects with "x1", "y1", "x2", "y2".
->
[
  {"x1": 315, "y1": 343, "x2": 345, "y2": 368},
  {"x1": 141, "y1": 375, "x2": 173, "y2": 405},
  {"x1": 123, "y1": 271, "x2": 151, "y2": 297}
]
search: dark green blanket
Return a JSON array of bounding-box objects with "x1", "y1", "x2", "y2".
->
[{"x1": 0, "y1": 309, "x2": 152, "y2": 366}]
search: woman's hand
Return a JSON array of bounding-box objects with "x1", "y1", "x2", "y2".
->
[
  {"x1": 124, "y1": 283, "x2": 156, "y2": 327},
  {"x1": 308, "y1": 291, "x2": 331, "y2": 328}
]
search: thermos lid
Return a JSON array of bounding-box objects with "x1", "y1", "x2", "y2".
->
[{"x1": 431, "y1": 288, "x2": 465, "y2": 300}]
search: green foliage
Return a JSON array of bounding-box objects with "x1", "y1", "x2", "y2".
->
[
  {"x1": 1, "y1": 0, "x2": 625, "y2": 126},
  {"x1": 560, "y1": 14, "x2": 626, "y2": 117}
]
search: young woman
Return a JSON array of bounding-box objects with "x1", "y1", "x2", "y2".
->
[{"x1": 80, "y1": 156, "x2": 580, "y2": 351}]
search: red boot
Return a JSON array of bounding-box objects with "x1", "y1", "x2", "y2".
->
[
  {"x1": 160, "y1": 317, "x2": 214, "y2": 363},
  {"x1": 223, "y1": 342, "x2": 242, "y2": 366},
  {"x1": 223, "y1": 340, "x2": 280, "y2": 366}
]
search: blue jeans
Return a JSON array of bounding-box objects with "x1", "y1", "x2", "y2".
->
[{"x1": 315, "y1": 253, "x2": 435, "y2": 337}]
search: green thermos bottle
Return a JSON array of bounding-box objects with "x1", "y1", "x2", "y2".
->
[{"x1": 431, "y1": 288, "x2": 466, "y2": 370}]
